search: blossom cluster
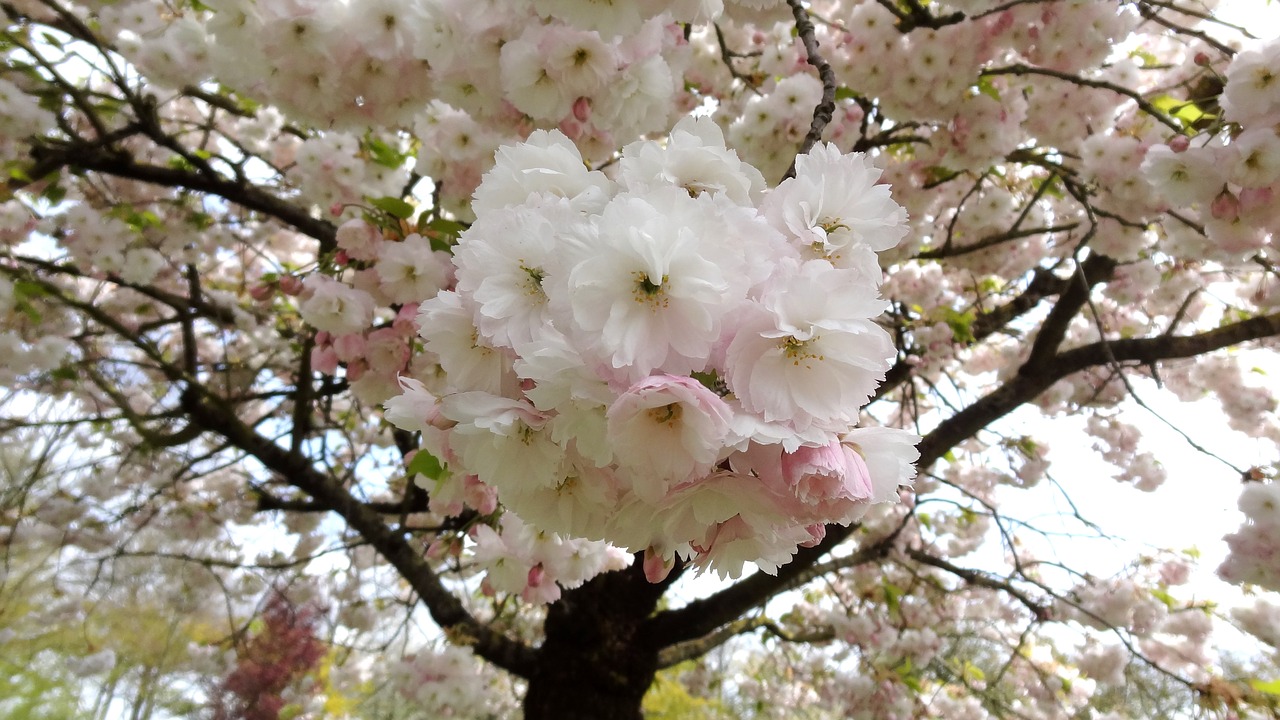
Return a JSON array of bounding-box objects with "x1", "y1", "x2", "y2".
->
[
  {"x1": 384, "y1": 118, "x2": 919, "y2": 587},
  {"x1": 1142, "y1": 37, "x2": 1280, "y2": 257},
  {"x1": 1218, "y1": 481, "x2": 1280, "y2": 591}
]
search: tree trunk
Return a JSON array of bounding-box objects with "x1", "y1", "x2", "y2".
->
[{"x1": 522, "y1": 559, "x2": 669, "y2": 720}]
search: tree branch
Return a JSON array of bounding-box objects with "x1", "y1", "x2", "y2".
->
[
  {"x1": 177, "y1": 388, "x2": 537, "y2": 677},
  {"x1": 781, "y1": 0, "x2": 837, "y2": 182}
]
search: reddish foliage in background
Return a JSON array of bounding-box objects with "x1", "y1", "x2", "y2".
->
[{"x1": 210, "y1": 592, "x2": 327, "y2": 720}]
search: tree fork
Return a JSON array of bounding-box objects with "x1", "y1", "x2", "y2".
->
[{"x1": 522, "y1": 557, "x2": 670, "y2": 720}]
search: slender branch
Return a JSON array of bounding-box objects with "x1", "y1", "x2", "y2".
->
[
  {"x1": 781, "y1": 0, "x2": 837, "y2": 182},
  {"x1": 22, "y1": 141, "x2": 337, "y2": 252},
  {"x1": 177, "y1": 388, "x2": 537, "y2": 677},
  {"x1": 983, "y1": 64, "x2": 1183, "y2": 132},
  {"x1": 646, "y1": 526, "x2": 898, "y2": 654},
  {"x1": 905, "y1": 547, "x2": 1049, "y2": 621},
  {"x1": 918, "y1": 310, "x2": 1280, "y2": 470},
  {"x1": 917, "y1": 224, "x2": 1079, "y2": 261}
]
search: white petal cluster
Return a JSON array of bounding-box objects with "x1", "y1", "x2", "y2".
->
[{"x1": 390, "y1": 119, "x2": 919, "y2": 586}]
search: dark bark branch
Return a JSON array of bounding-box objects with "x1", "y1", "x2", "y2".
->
[
  {"x1": 918, "y1": 311, "x2": 1280, "y2": 469},
  {"x1": 983, "y1": 64, "x2": 1183, "y2": 131},
  {"x1": 645, "y1": 526, "x2": 898, "y2": 653},
  {"x1": 24, "y1": 141, "x2": 337, "y2": 252},
  {"x1": 1022, "y1": 253, "x2": 1116, "y2": 370},
  {"x1": 905, "y1": 547, "x2": 1049, "y2": 621},
  {"x1": 781, "y1": 0, "x2": 837, "y2": 183},
  {"x1": 178, "y1": 389, "x2": 536, "y2": 677},
  {"x1": 916, "y1": 223, "x2": 1079, "y2": 261}
]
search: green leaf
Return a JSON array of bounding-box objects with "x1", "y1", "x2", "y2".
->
[
  {"x1": 407, "y1": 451, "x2": 446, "y2": 482},
  {"x1": 942, "y1": 307, "x2": 977, "y2": 344},
  {"x1": 41, "y1": 183, "x2": 66, "y2": 204},
  {"x1": 1129, "y1": 48, "x2": 1159, "y2": 68},
  {"x1": 1248, "y1": 678, "x2": 1280, "y2": 696},
  {"x1": 423, "y1": 217, "x2": 467, "y2": 252},
  {"x1": 14, "y1": 280, "x2": 47, "y2": 301},
  {"x1": 48, "y1": 366, "x2": 77, "y2": 383},
  {"x1": 1150, "y1": 94, "x2": 1207, "y2": 127},
  {"x1": 365, "y1": 137, "x2": 408, "y2": 169},
  {"x1": 883, "y1": 582, "x2": 903, "y2": 617},
  {"x1": 370, "y1": 196, "x2": 414, "y2": 220},
  {"x1": 690, "y1": 370, "x2": 728, "y2": 396},
  {"x1": 1150, "y1": 588, "x2": 1177, "y2": 609},
  {"x1": 834, "y1": 86, "x2": 859, "y2": 102},
  {"x1": 974, "y1": 76, "x2": 1001, "y2": 101}
]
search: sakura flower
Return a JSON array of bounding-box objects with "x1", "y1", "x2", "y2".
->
[
  {"x1": 453, "y1": 203, "x2": 575, "y2": 349},
  {"x1": 1230, "y1": 128, "x2": 1280, "y2": 189},
  {"x1": 540, "y1": 24, "x2": 618, "y2": 96},
  {"x1": 499, "y1": 28, "x2": 573, "y2": 121},
  {"x1": 529, "y1": 0, "x2": 644, "y2": 37},
  {"x1": 297, "y1": 275, "x2": 376, "y2": 335},
  {"x1": 618, "y1": 115, "x2": 766, "y2": 206},
  {"x1": 780, "y1": 441, "x2": 874, "y2": 506},
  {"x1": 1141, "y1": 144, "x2": 1226, "y2": 207},
  {"x1": 1221, "y1": 40, "x2": 1280, "y2": 124},
  {"x1": 442, "y1": 392, "x2": 564, "y2": 492},
  {"x1": 763, "y1": 142, "x2": 908, "y2": 269},
  {"x1": 607, "y1": 374, "x2": 733, "y2": 502},
  {"x1": 416, "y1": 291, "x2": 518, "y2": 396},
  {"x1": 375, "y1": 233, "x2": 450, "y2": 305},
  {"x1": 725, "y1": 260, "x2": 895, "y2": 426},
  {"x1": 335, "y1": 218, "x2": 383, "y2": 262},
  {"x1": 565, "y1": 189, "x2": 742, "y2": 379},
  {"x1": 842, "y1": 425, "x2": 922, "y2": 503},
  {"x1": 471, "y1": 129, "x2": 613, "y2": 214}
]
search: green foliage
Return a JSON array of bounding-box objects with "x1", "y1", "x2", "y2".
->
[
  {"x1": 644, "y1": 664, "x2": 731, "y2": 719},
  {"x1": 369, "y1": 196, "x2": 415, "y2": 220},
  {"x1": 407, "y1": 450, "x2": 447, "y2": 483}
]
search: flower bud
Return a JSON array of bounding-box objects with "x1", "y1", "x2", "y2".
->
[
  {"x1": 279, "y1": 275, "x2": 304, "y2": 295},
  {"x1": 1211, "y1": 188, "x2": 1240, "y2": 221}
]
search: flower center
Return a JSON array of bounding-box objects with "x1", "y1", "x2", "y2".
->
[
  {"x1": 782, "y1": 336, "x2": 824, "y2": 368},
  {"x1": 647, "y1": 403, "x2": 682, "y2": 426}
]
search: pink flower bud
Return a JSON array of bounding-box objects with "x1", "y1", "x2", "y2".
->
[
  {"x1": 1211, "y1": 188, "x2": 1239, "y2": 221},
  {"x1": 572, "y1": 96, "x2": 592, "y2": 124},
  {"x1": 393, "y1": 304, "x2": 419, "y2": 335},
  {"x1": 279, "y1": 275, "x2": 304, "y2": 295},
  {"x1": 249, "y1": 283, "x2": 274, "y2": 302},
  {"x1": 1194, "y1": 51, "x2": 1211, "y2": 67},
  {"x1": 310, "y1": 345, "x2": 339, "y2": 375},
  {"x1": 800, "y1": 523, "x2": 826, "y2": 548},
  {"x1": 558, "y1": 118, "x2": 583, "y2": 140},
  {"x1": 332, "y1": 332, "x2": 367, "y2": 362},
  {"x1": 464, "y1": 476, "x2": 498, "y2": 514},
  {"x1": 346, "y1": 358, "x2": 368, "y2": 381},
  {"x1": 330, "y1": 202, "x2": 344, "y2": 216},
  {"x1": 527, "y1": 564, "x2": 546, "y2": 588},
  {"x1": 1167, "y1": 135, "x2": 1190, "y2": 153},
  {"x1": 334, "y1": 249, "x2": 350, "y2": 266},
  {"x1": 643, "y1": 548, "x2": 674, "y2": 583},
  {"x1": 425, "y1": 537, "x2": 450, "y2": 560}
]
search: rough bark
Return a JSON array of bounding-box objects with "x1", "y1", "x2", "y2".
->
[{"x1": 522, "y1": 558, "x2": 671, "y2": 720}]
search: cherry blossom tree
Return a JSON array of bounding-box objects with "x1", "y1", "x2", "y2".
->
[{"x1": 3, "y1": 0, "x2": 1280, "y2": 718}]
